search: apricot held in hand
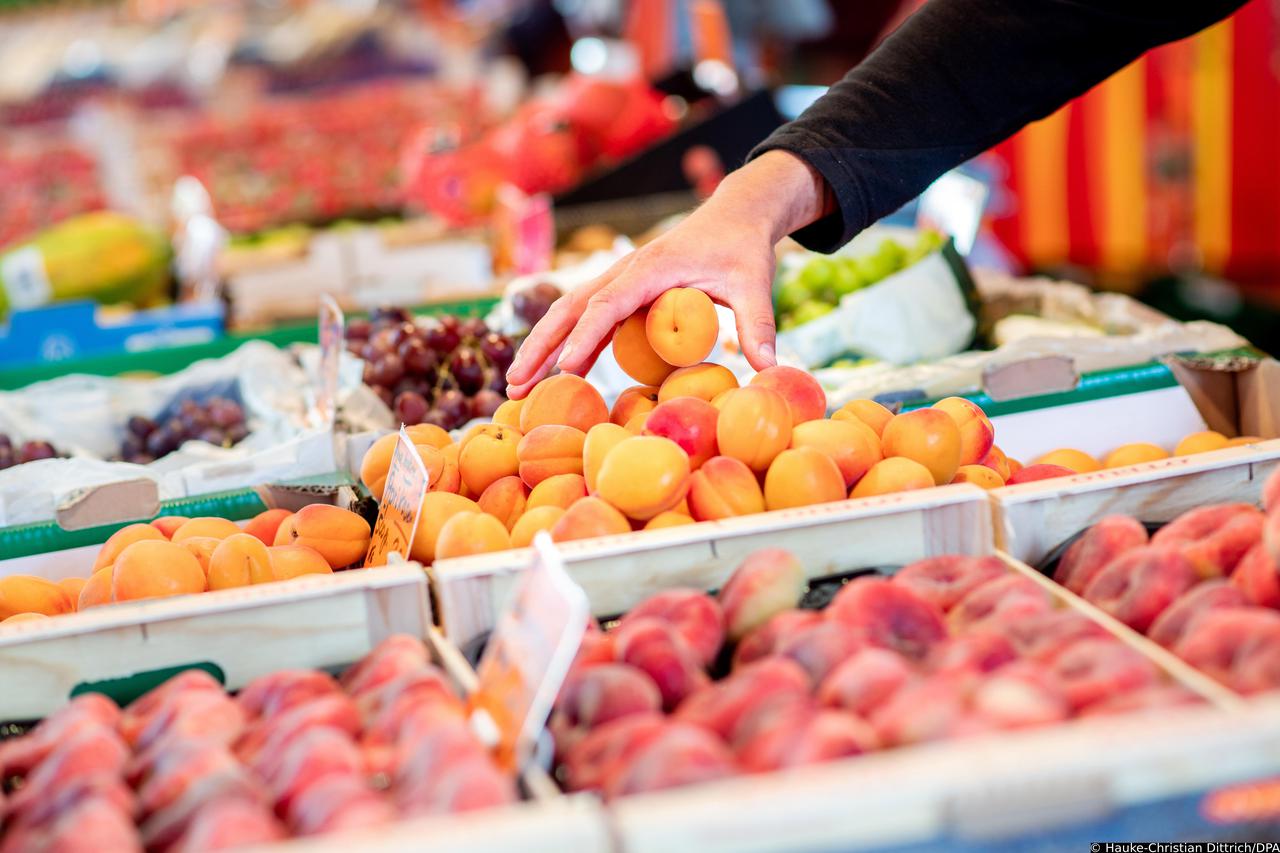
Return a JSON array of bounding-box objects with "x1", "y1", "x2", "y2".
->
[{"x1": 645, "y1": 288, "x2": 719, "y2": 368}]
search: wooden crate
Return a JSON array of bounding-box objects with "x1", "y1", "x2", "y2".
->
[
  {"x1": 432, "y1": 484, "x2": 994, "y2": 650},
  {"x1": 994, "y1": 440, "x2": 1280, "y2": 566}
]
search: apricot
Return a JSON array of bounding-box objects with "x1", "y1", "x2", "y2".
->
[
  {"x1": 645, "y1": 288, "x2": 718, "y2": 368},
  {"x1": 710, "y1": 389, "x2": 734, "y2": 410},
  {"x1": 595, "y1": 436, "x2": 690, "y2": 520},
  {"x1": 951, "y1": 464, "x2": 1004, "y2": 489},
  {"x1": 1175, "y1": 430, "x2": 1230, "y2": 456},
  {"x1": 1005, "y1": 463, "x2": 1076, "y2": 485},
  {"x1": 1007, "y1": 457, "x2": 1024, "y2": 475},
  {"x1": 848, "y1": 457, "x2": 935, "y2": 498},
  {"x1": 405, "y1": 423, "x2": 452, "y2": 449},
  {"x1": 584, "y1": 423, "x2": 631, "y2": 493},
  {"x1": 1226, "y1": 435, "x2": 1263, "y2": 448},
  {"x1": 613, "y1": 310, "x2": 676, "y2": 385},
  {"x1": 1102, "y1": 442, "x2": 1169, "y2": 468},
  {"x1": 208, "y1": 534, "x2": 274, "y2": 590},
  {"x1": 551, "y1": 497, "x2": 631, "y2": 542},
  {"x1": 979, "y1": 445, "x2": 1012, "y2": 481},
  {"x1": 95, "y1": 523, "x2": 166, "y2": 571},
  {"x1": 2, "y1": 613, "x2": 48, "y2": 624},
  {"x1": 458, "y1": 424, "x2": 522, "y2": 495},
  {"x1": 687, "y1": 455, "x2": 765, "y2": 522},
  {"x1": 750, "y1": 366, "x2": 827, "y2": 425},
  {"x1": 358, "y1": 433, "x2": 447, "y2": 501},
  {"x1": 477, "y1": 476, "x2": 528, "y2": 531},
  {"x1": 1035, "y1": 448, "x2": 1101, "y2": 474},
  {"x1": 527, "y1": 473, "x2": 588, "y2": 512},
  {"x1": 763, "y1": 448, "x2": 845, "y2": 511},
  {"x1": 0, "y1": 576, "x2": 73, "y2": 619},
  {"x1": 832, "y1": 399, "x2": 893, "y2": 437},
  {"x1": 643, "y1": 397, "x2": 719, "y2": 469},
  {"x1": 517, "y1": 425, "x2": 586, "y2": 488},
  {"x1": 491, "y1": 398, "x2": 524, "y2": 430},
  {"x1": 510, "y1": 506, "x2": 566, "y2": 548},
  {"x1": 111, "y1": 540, "x2": 206, "y2": 602},
  {"x1": 171, "y1": 517, "x2": 242, "y2": 544},
  {"x1": 436, "y1": 441, "x2": 462, "y2": 493},
  {"x1": 611, "y1": 385, "x2": 660, "y2": 427},
  {"x1": 243, "y1": 508, "x2": 293, "y2": 546},
  {"x1": 932, "y1": 397, "x2": 995, "y2": 466},
  {"x1": 58, "y1": 576, "x2": 88, "y2": 607},
  {"x1": 790, "y1": 418, "x2": 882, "y2": 489},
  {"x1": 180, "y1": 536, "x2": 222, "y2": 575},
  {"x1": 277, "y1": 504, "x2": 372, "y2": 569},
  {"x1": 268, "y1": 545, "x2": 334, "y2": 580},
  {"x1": 79, "y1": 568, "x2": 113, "y2": 610},
  {"x1": 881, "y1": 408, "x2": 961, "y2": 486},
  {"x1": 715, "y1": 386, "x2": 791, "y2": 473},
  {"x1": 409, "y1": 493, "x2": 481, "y2": 563},
  {"x1": 149, "y1": 516, "x2": 187, "y2": 539},
  {"x1": 273, "y1": 515, "x2": 299, "y2": 546},
  {"x1": 658, "y1": 363, "x2": 738, "y2": 404},
  {"x1": 435, "y1": 512, "x2": 512, "y2": 560},
  {"x1": 623, "y1": 413, "x2": 649, "y2": 434},
  {"x1": 520, "y1": 374, "x2": 608, "y2": 433},
  {"x1": 644, "y1": 512, "x2": 695, "y2": 530}
]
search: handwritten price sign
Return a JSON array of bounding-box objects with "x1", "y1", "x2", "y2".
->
[{"x1": 364, "y1": 428, "x2": 429, "y2": 567}]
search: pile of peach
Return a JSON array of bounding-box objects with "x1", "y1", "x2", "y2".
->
[
  {"x1": 0, "y1": 635, "x2": 513, "y2": 851},
  {"x1": 548, "y1": 548, "x2": 1194, "y2": 799},
  {"x1": 361, "y1": 288, "x2": 1035, "y2": 563},
  {"x1": 1055, "y1": 466, "x2": 1280, "y2": 694},
  {"x1": 1030, "y1": 429, "x2": 1268, "y2": 477},
  {"x1": 0, "y1": 505, "x2": 372, "y2": 624}
]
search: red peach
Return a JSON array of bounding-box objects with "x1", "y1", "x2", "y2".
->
[
  {"x1": 749, "y1": 366, "x2": 827, "y2": 426},
  {"x1": 932, "y1": 397, "x2": 995, "y2": 466},
  {"x1": 1054, "y1": 515, "x2": 1149, "y2": 595},
  {"x1": 643, "y1": 397, "x2": 720, "y2": 469},
  {"x1": 892, "y1": 555, "x2": 1007, "y2": 613},
  {"x1": 612, "y1": 618, "x2": 709, "y2": 710},
  {"x1": 826, "y1": 578, "x2": 947, "y2": 662},
  {"x1": 718, "y1": 548, "x2": 807, "y2": 641},
  {"x1": 816, "y1": 647, "x2": 915, "y2": 717}
]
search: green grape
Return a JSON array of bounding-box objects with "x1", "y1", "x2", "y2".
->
[
  {"x1": 906, "y1": 229, "x2": 946, "y2": 264},
  {"x1": 857, "y1": 253, "x2": 897, "y2": 285},
  {"x1": 798, "y1": 257, "x2": 837, "y2": 295},
  {"x1": 830, "y1": 261, "x2": 867, "y2": 299},
  {"x1": 775, "y1": 279, "x2": 810, "y2": 313},
  {"x1": 792, "y1": 300, "x2": 835, "y2": 326}
]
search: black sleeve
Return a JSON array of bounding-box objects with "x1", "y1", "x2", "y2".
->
[{"x1": 751, "y1": 0, "x2": 1246, "y2": 252}]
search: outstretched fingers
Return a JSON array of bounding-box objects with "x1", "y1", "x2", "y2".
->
[{"x1": 555, "y1": 272, "x2": 653, "y2": 376}]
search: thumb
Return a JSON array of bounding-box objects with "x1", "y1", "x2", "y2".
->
[{"x1": 730, "y1": 284, "x2": 778, "y2": 372}]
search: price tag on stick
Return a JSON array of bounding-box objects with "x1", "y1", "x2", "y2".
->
[
  {"x1": 470, "y1": 533, "x2": 589, "y2": 771},
  {"x1": 315, "y1": 294, "x2": 345, "y2": 426},
  {"x1": 364, "y1": 428, "x2": 429, "y2": 567}
]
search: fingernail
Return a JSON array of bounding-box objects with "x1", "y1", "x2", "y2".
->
[
  {"x1": 759, "y1": 342, "x2": 775, "y2": 365},
  {"x1": 557, "y1": 343, "x2": 575, "y2": 368},
  {"x1": 507, "y1": 350, "x2": 524, "y2": 375}
]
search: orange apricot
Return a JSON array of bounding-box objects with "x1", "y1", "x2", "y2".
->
[
  {"x1": 715, "y1": 386, "x2": 791, "y2": 473},
  {"x1": 831, "y1": 399, "x2": 894, "y2": 437},
  {"x1": 95, "y1": 523, "x2": 166, "y2": 571},
  {"x1": 763, "y1": 448, "x2": 846, "y2": 511},
  {"x1": 510, "y1": 506, "x2": 567, "y2": 548},
  {"x1": 951, "y1": 464, "x2": 1005, "y2": 489},
  {"x1": 459, "y1": 424, "x2": 522, "y2": 495},
  {"x1": 1035, "y1": 448, "x2": 1101, "y2": 474},
  {"x1": 517, "y1": 425, "x2": 586, "y2": 488},
  {"x1": 1102, "y1": 443, "x2": 1170, "y2": 469},
  {"x1": 111, "y1": 540, "x2": 206, "y2": 602},
  {"x1": 208, "y1": 533, "x2": 274, "y2": 590},
  {"x1": 687, "y1": 455, "x2": 765, "y2": 522},
  {"x1": 658, "y1": 363, "x2": 738, "y2": 404},
  {"x1": 520, "y1": 374, "x2": 608, "y2": 433},
  {"x1": 171, "y1": 517, "x2": 242, "y2": 543},
  {"x1": 646, "y1": 288, "x2": 718, "y2": 368},
  {"x1": 434, "y1": 512, "x2": 512, "y2": 560},
  {"x1": 611, "y1": 385, "x2": 660, "y2": 427},
  {"x1": 584, "y1": 423, "x2": 632, "y2": 492},
  {"x1": 849, "y1": 457, "x2": 936, "y2": 498},
  {"x1": 1175, "y1": 431, "x2": 1230, "y2": 456},
  {"x1": 243, "y1": 508, "x2": 293, "y2": 546},
  {"x1": 613, "y1": 309, "x2": 676, "y2": 385},
  {"x1": 408, "y1": 493, "x2": 481, "y2": 564},
  {"x1": 0, "y1": 576, "x2": 73, "y2": 619},
  {"x1": 932, "y1": 397, "x2": 995, "y2": 466},
  {"x1": 527, "y1": 473, "x2": 588, "y2": 512},
  {"x1": 750, "y1": 366, "x2": 827, "y2": 425},
  {"x1": 78, "y1": 568, "x2": 113, "y2": 610},
  {"x1": 477, "y1": 476, "x2": 529, "y2": 531},
  {"x1": 790, "y1": 418, "x2": 882, "y2": 489},
  {"x1": 551, "y1": 497, "x2": 631, "y2": 543},
  {"x1": 595, "y1": 436, "x2": 691, "y2": 520},
  {"x1": 268, "y1": 545, "x2": 334, "y2": 580},
  {"x1": 278, "y1": 505, "x2": 371, "y2": 569},
  {"x1": 881, "y1": 409, "x2": 962, "y2": 486}
]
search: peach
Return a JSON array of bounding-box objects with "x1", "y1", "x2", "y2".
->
[
  {"x1": 527, "y1": 473, "x2": 588, "y2": 511},
  {"x1": 612, "y1": 617, "x2": 708, "y2": 709},
  {"x1": 827, "y1": 579, "x2": 947, "y2": 662},
  {"x1": 1175, "y1": 608, "x2": 1280, "y2": 691},
  {"x1": 510, "y1": 506, "x2": 566, "y2": 547},
  {"x1": 0, "y1": 576, "x2": 72, "y2": 619},
  {"x1": 929, "y1": 631, "x2": 1018, "y2": 675},
  {"x1": 491, "y1": 398, "x2": 524, "y2": 429},
  {"x1": 932, "y1": 397, "x2": 995, "y2": 466},
  {"x1": 602, "y1": 722, "x2": 736, "y2": 799},
  {"x1": 979, "y1": 445, "x2": 1012, "y2": 481},
  {"x1": 893, "y1": 555, "x2": 1007, "y2": 613},
  {"x1": 583, "y1": 423, "x2": 631, "y2": 492},
  {"x1": 750, "y1": 366, "x2": 827, "y2": 425},
  {"x1": 1000, "y1": 610, "x2": 1107, "y2": 663},
  {"x1": 1034, "y1": 448, "x2": 1101, "y2": 474},
  {"x1": 869, "y1": 674, "x2": 971, "y2": 746},
  {"x1": 520, "y1": 374, "x2": 608, "y2": 434},
  {"x1": 881, "y1": 408, "x2": 961, "y2": 486},
  {"x1": 718, "y1": 548, "x2": 806, "y2": 641},
  {"x1": 948, "y1": 574, "x2": 1052, "y2": 634},
  {"x1": 95, "y1": 523, "x2": 166, "y2": 571},
  {"x1": 675, "y1": 657, "x2": 810, "y2": 739},
  {"x1": 1234, "y1": 542, "x2": 1280, "y2": 608},
  {"x1": 1154, "y1": 503, "x2": 1261, "y2": 546},
  {"x1": 776, "y1": 621, "x2": 866, "y2": 684},
  {"x1": 643, "y1": 397, "x2": 719, "y2": 470},
  {"x1": 658, "y1": 363, "x2": 738, "y2": 404},
  {"x1": 623, "y1": 588, "x2": 724, "y2": 666},
  {"x1": 732, "y1": 609, "x2": 821, "y2": 669},
  {"x1": 111, "y1": 540, "x2": 206, "y2": 602},
  {"x1": 1054, "y1": 515, "x2": 1149, "y2": 595},
  {"x1": 1005, "y1": 463, "x2": 1076, "y2": 484},
  {"x1": 267, "y1": 545, "x2": 333, "y2": 580},
  {"x1": 517, "y1": 425, "x2": 586, "y2": 488},
  {"x1": 149, "y1": 516, "x2": 187, "y2": 539},
  {"x1": 1103, "y1": 442, "x2": 1170, "y2": 468},
  {"x1": 645, "y1": 287, "x2": 718, "y2": 368},
  {"x1": 831, "y1": 399, "x2": 893, "y2": 437},
  {"x1": 848, "y1": 457, "x2": 935, "y2": 498},
  {"x1": 970, "y1": 663, "x2": 1070, "y2": 728},
  {"x1": 763, "y1": 447, "x2": 846, "y2": 511},
  {"x1": 1267, "y1": 465, "x2": 1280, "y2": 517},
  {"x1": 1080, "y1": 545, "x2": 1198, "y2": 632},
  {"x1": 208, "y1": 534, "x2": 274, "y2": 590},
  {"x1": 556, "y1": 663, "x2": 662, "y2": 730},
  {"x1": 1080, "y1": 685, "x2": 1202, "y2": 716},
  {"x1": 817, "y1": 648, "x2": 914, "y2": 717},
  {"x1": 1175, "y1": 430, "x2": 1229, "y2": 455},
  {"x1": 477, "y1": 476, "x2": 528, "y2": 531},
  {"x1": 1048, "y1": 638, "x2": 1159, "y2": 710},
  {"x1": 408, "y1": 493, "x2": 481, "y2": 563},
  {"x1": 171, "y1": 517, "x2": 242, "y2": 544},
  {"x1": 790, "y1": 418, "x2": 881, "y2": 489},
  {"x1": 180, "y1": 536, "x2": 222, "y2": 575},
  {"x1": 58, "y1": 576, "x2": 87, "y2": 607},
  {"x1": 595, "y1": 436, "x2": 690, "y2": 520},
  {"x1": 562, "y1": 713, "x2": 667, "y2": 793},
  {"x1": 736, "y1": 707, "x2": 877, "y2": 773},
  {"x1": 1152, "y1": 580, "x2": 1248, "y2": 648},
  {"x1": 79, "y1": 568, "x2": 113, "y2": 610},
  {"x1": 278, "y1": 505, "x2": 371, "y2": 569},
  {"x1": 715, "y1": 387, "x2": 791, "y2": 473},
  {"x1": 610, "y1": 385, "x2": 660, "y2": 427},
  {"x1": 686, "y1": 455, "x2": 765, "y2": 522},
  {"x1": 551, "y1": 497, "x2": 630, "y2": 542},
  {"x1": 243, "y1": 509, "x2": 293, "y2": 546},
  {"x1": 951, "y1": 464, "x2": 1004, "y2": 489},
  {"x1": 613, "y1": 310, "x2": 676, "y2": 385},
  {"x1": 644, "y1": 512, "x2": 694, "y2": 530},
  {"x1": 435, "y1": 512, "x2": 511, "y2": 560},
  {"x1": 458, "y1": 424, "x2": 521, "y2": 495},
  {"x1": 1180, "y1": 510, "x2": 1265, "y2": 578}
]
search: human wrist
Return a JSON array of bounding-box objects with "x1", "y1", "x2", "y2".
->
[{"x1": 703, "y1": 150, "x2": 832, "y2": 245}]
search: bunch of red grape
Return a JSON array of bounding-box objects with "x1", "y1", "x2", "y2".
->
[
  {"x1": 120, "y1": 398, "x2": 249, "y2": 464},
  {"x1": 0, "y1": 435, "x2": 64, "y2": 470},
  {"x1": 346, "y1": 307, "x2": 517, "y2": 432}
]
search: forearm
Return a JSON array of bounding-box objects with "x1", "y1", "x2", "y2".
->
[{"x1": 694, "y1": 150, "x2": 833, "y2": 246}]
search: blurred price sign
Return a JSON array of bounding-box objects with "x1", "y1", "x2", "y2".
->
[
  {"x1": 470, "y1": 533, "x2": 588, "y2": 771},
  {"x1": 363, "y1": 428, "x2": 428, "y2": 567},
  {"x1": 315, "y1": 295, "x2": 345, "y2": 426}
]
